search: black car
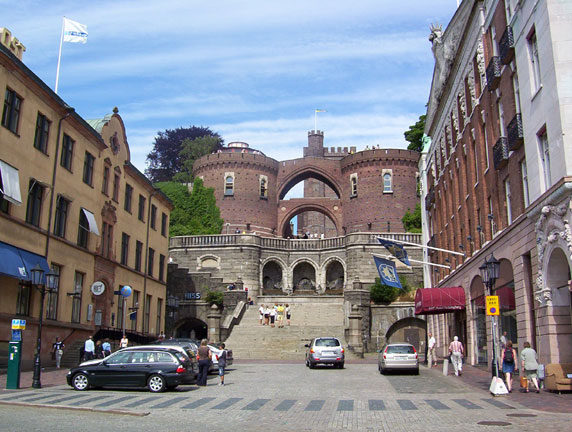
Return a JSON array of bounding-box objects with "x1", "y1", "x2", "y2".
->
[{"x1": 66, "y1": 347, "x2": 194, "y2": 392}]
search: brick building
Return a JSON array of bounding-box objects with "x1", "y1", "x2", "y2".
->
[
  {"x1": 0, "y1": 28, "x2": 172, "y2": 369},
  {"x1": 419, "y1": 0, "x2": 572, "y2": 365}
]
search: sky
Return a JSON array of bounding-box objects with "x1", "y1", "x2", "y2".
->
[{"x1": 3, "y1": 0, "x2": 457, "y2": 177}]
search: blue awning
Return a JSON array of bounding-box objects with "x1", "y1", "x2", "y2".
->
[{"x1": 0, "y1": 241, "x2": 50, "y2": 283}]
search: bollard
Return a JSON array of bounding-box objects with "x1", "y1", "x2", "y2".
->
[{"x1": 443, "y1": 358, "x2": 449, "y2": 376}]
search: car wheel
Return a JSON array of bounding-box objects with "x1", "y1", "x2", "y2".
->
[
  {"x1": 338, "y1": 362, "x2": 344, "y2": 369},
  {"x1": 414, "y1": 368, "x2": 419, "y2": 375},
  {"x1": 309, "y1": 361, "x2": 315, "y2": 369},
  {"x1": 379, "y1": 367, "x2": 385, "y2": 375},
  {"x1": 147, "y1": 374, "x2": 166, "y2": 393},
  {"x1": 72, "y1": 373, "x2": 90, "y2": 391}
]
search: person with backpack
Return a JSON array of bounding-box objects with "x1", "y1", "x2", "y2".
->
[{"x1": 502, "y1": 340, "x2": 518, "y2": 392}]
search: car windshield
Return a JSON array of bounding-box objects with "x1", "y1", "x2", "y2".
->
[
  {"x1": 315, "y1": 339, "x2": 340, "y2": 347},
  {"x1": 386, "y1": 345, "x2": 415, "y2": 354}
]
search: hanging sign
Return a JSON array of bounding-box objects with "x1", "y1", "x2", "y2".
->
[
  {"x1": 91, "y1": 281, "x2": 105, "y2": 296},
  {"x1": 486, "y1": 295, "x2": 500, "y2": 316}
]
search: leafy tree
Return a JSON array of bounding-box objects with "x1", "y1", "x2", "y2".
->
[
  {"x1": 404, "y1": 114, "x2": 426, "y2": 152},
  {"x1": 370, "y1": 275, "x2": 411, "y2": 304},
  {"x1": 173, "y1": 135, "x2": 222, "y2": 183},
  {"x1": 205, "y1": 290, "x2": 224, "y2": 308},
  {"x1": 402, "y1": 203, "x2": 422, "y2": 233},
  {"x1": 156, "y1": 178, "x2": 223, "y2": 236},
  {"x1": 146, "y1": 126, "x2": 223, "y2": 183}
]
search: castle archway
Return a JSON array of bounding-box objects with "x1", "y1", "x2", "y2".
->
[
  {"x1": 278, "y1": 200, "x2": 342, "y2": 238},
  {"x1": 322, "y1": 257, "x2": 345, "y2": 294},
  {"x1": 173, "y1": 317, "x2": 208, "y2": 340},
  {"x1": 277, "y1": 165, "x2": 342, "y2": 200},
  {"x1": 262, "y1": 259, "x2": 285, "y2": 295},
  {"x1": 385, "y1": 316, "x2": 427, "y2": 352},
  {"x1": 292, "y1": 259, "x2": 318, "y2": 294}
]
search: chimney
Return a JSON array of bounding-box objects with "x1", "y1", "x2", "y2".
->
[{"x1": 1, "y1": 28, "x2": 26, "y2": 61}]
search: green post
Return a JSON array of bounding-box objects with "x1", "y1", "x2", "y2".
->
[{"x1": 6, "y1": 340, "x2": 22, "y2": 389}]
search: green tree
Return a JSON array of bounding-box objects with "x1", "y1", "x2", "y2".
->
[
  {"x1": 370, "y1": 275, "x2": 411, "y2": 304},
  {"x1": 173, "y1": 135, "x2": 222, "y2": 183},
  {"x1": 156, "y1": 178, "x2": 223, "y2": 236},
  {"x1": 402, "y1": 202, "x2": 422, "y2": 233},
  {"x1": 205, "y1": 290, "x2": 224, "y2": 308},
  {"x1": 404, "y1": 114, "x2": 426, "y2": 152}
]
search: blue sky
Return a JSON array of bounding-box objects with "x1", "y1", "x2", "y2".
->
[{"x1": 4, "y1": 0, "x2": 456, "y2": 175}]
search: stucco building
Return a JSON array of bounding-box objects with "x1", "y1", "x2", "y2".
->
[
  {"x1": 0, "y1": 28, "x2": 172, "y2": 368},
  {"x1": 419, "y1": 0, "x2": 572, "y2": 365}
]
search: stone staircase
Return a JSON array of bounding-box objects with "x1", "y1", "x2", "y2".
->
[{"x1": 224, "y1": 298, "x2": 354, "y2": 360}]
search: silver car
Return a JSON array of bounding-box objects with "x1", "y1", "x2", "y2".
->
[
  {"x1": 378, "y1": 343, "x2": 419, "y2": 375},
  {"x1": 305, "y1": 337, "x2": 345, "y2": 369}
]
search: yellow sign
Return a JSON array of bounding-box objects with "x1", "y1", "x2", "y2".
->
[{"x1": 486, "y1": 296, "x2": 500, "y2": 316}]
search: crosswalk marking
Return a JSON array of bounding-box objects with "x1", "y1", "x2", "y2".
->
[
  {"x1": 211, "y1": 398, "x2": 242, "y2": 410},
  {"x1": 123, "y1": 396, "x2": 158, "y2": 408},
  {"x1": 274, "y1": 399, "x2": 296, "y2": 411},
  {"x1": 182, "y1": 397, "x2": 216, "y2": 409},
  {"x1": 368, "y1": 400, "x2": 385, "y2": 411},
  {"x1": 305, "y1": 400, "x2": 325, "y2": 411},
  {"x1": 243, "y1": 399, "x2": 270, "y2": 410},
  {"x1": 337, "y1": 400, "x2": 353, "y2": 411},
  {"x1": 150, "y1": 396, "x2": 188, "y2": 409},
  {"x1": 94, "y1": 395, "x2": 137, "y2": 408},
  {"x1": 46, "y1": 394, "x2": 93, "y2": 405},
  {"x1": 425, "y1": 399, "x2": 450, "y2": 410},
  {"x1": 397, "y1": 399, "x2": 417, "y2": 410},
  {"x1": 481, "y1": 398, "x2": 515, "y2": 409},
  {"x1": 452, "y1": 399, "x2": 483, "y2": 409}
]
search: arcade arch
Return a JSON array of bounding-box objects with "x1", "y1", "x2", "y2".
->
[
  {"x1": 279, "y1": 203, "x2": 341, "y2": 238},
  {"x1": 173, "y1": 317, "x2": 208, "y2": 340},
  {"x1": 385, "y1": 317, "x2": 426, "y2": 352},
  {"x1": 278, "y1": 167, "x2": 342, "y2": 200},
  {"x1": 292, "y1": 259, "x2": 318, "y2": 293},
  {"x1": 261, "y1": 258, "x2": 286, "y2": 294},
  {"x1": 322, "y1": 257, "x2": 345, "y2": 293}
]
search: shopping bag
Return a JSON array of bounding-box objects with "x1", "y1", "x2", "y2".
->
[{"x1": 520, "y1": 376, "x2": 528, "y2": 388}]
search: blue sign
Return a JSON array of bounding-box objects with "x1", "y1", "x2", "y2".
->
[
  {"x1": 120, "y1": 285, "x2": 132, "y2": 297},
  {"x1": 12, "y1": 329, "x2": 22, "y2": 342}
]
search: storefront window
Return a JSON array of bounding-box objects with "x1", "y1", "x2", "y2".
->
[
  {"x1": 496, "y1": 282, "x2": 517, "y2": 348},
  {"x1": 472, "y1": 295, "x2": 488, "y2": 364}
]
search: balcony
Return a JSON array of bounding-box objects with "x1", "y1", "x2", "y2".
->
[
  {"x1": 486, "y1": 56, "x2": 502, "y2": 91},
  {"x1": 507, "y1": 114, "x2": 524, "y2": 151},
  {"x1": 493, "y1": 137, "x2": 509, "y2": 170},
  {"x1": 499, "y1": 26, "x2": 515, "y2": 64},
  {"x1": 425, "y1": 187, "x2": 435, "y2": 209}
]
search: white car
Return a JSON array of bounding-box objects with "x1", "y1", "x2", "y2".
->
[{"x1": 208, "y1": 345, "x2": 233, "y2": 369}]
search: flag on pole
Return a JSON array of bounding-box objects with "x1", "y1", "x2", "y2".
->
[
  {"x1": 315, "y1": 109, "x2": 327, "y2": 112},
  {"x1": 373, "y1": 256, "x2": 403, "y2": 289},
  {"x1": 63, "y1": 18, "x2": 88, "y2": 43},
  {"x1": 377, "y1": 238, "x2": 410, "y2": 266}
]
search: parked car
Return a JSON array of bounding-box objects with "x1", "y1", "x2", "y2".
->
[
  {"x1": 67, "y1": 346, "x2": 194, "y2": 392},
  {"x1": 153, "y1": 339, "x2": 233, "y2": 372},
  {"x1": 305, "y1": 337, "x2": 345, "y2": 369},
  {"x1": 131, "y1": 344, "x2": 199, "y2": 379},
  {"x1": 208, "y1": 344, "x2": 234, "y2": 371},
  {"x1": 378, "y1": 343, "x2": 419, "y2": 375}
]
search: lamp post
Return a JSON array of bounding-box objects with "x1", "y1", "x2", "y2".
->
[
  {"x1": 479, "y1": 254, "x2": 500, "y2": 377},
  {"x1": 31, "y1": 264, "x2": 59, "y2": 389}
]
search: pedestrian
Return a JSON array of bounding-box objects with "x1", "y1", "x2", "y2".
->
[
  {"x1": 197, "y1": 339, "x2": 212, "y2": 386},
  {"x1": 269, "y1": 306, "x2": 277, "y2": 327},
  {"x1": 217, "y1": 343, "x2": 227, "y2": 386},
  {"x1": 277, "y1": 304, "x2": 284, "y2": 328},
  {"x1": 428, "y1": 332, "x2": 437, "y2": 367},
  {"x1": 52, "y1": 337, "x2": 65, "y2": 368},
  {"x1": 520, "y1": 341, "x2": 541, "y2": 393},
  {"x1": 264, "y1": 305, "x2": 270, "y2": 326},
  {"x1": 120, "y1": 335, "x2": 129, "y2": 348},
  {"x1": 285, "y1": 304, "x2": 291, "y2": 326},
  {"x1": 102, "y1": 339, "x2": 111, "y2": 357},
  {"x1": 448, "y1": 336, "x2": 463, "y2": 376},
  {"x1": 259, "y1": 304, "x2": 265, "y2": 325},
  {"x1": 84, "y1": 335, "x2": 95, "y2": 361},
  {"x1": 501, "y1": 340, "x2": 518, "y2": 392},
  {"x1": 95, "y1": 340, "x2": 104, "y2": 359}
]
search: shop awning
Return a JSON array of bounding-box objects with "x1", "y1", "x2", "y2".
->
[
  {"x1": 415, "y1": 286, "x2": 466, "y2": 315},
  {"x1": 0, "y1": 241, "x2": 50, "y2": 283}
]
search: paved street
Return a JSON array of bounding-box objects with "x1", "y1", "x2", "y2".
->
[{"x1": 1, "y1": 362, "x2": 572, "y2": 431}]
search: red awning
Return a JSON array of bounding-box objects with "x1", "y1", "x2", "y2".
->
[{"x1": 415, "y1": 287, "x2": 466, "y2": 315}]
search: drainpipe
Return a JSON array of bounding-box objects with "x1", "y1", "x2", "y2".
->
[
  {"x1": 142, "y1": 189, "x2": 157, "y2": 334},
  {"x1": 45, "y1": 108, "x2": 75, "y2": 259}
]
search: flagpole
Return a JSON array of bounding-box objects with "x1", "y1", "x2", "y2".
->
[
  {"x1": 376, "y1": 236, "x2": 465, "y2": 257},
  {"x1": 55, "y1": 17, "x2": 65, "y2": 94},
  {"x1": 314, "y1": 110, "x2": 317, "y2": 131},
  {"x1": 372, "y1": 253, "x2": 451, "y2": 269}
]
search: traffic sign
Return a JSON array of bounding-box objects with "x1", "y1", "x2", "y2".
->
[
  {"x1": 486, "y1": 295, "x2": 500, "y2": 316},
  {"x1": 11, "y1": 319, "x2": 26, "y2": 330}
]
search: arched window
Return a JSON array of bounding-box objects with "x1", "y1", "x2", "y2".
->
[
  {"x1": 383, "y1": 172, "x2": 392, "y2": 193},
  {"x1": 224, "y1": 173, "x2": 234, "y2": 196},
  {"x1": 350, "y1": 173, "x2": 358, "y2": 197},
  {"x1": 260, "y1": 176, "x2": 268, "y2": 198}
]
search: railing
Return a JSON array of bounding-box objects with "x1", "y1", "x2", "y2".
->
[
  {"x1": 486, "y1": 56, "x2": 502, "y2": 91},
  {"x1": 171, "y1": 235, "x2": 238, "y2": 248},
  {"x1": 493, "y1": 137, "x2": 509, "y2": 170},
  {"x1": 499, "y1": 26, "x2": 515, "y2": 65},
  {"x1": 507, "y1": 113, "x2": 524, "y2": 151}
]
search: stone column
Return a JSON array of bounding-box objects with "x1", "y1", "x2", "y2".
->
[
  {"x1": 207, "y1": 304, "x2": 222, "y2": 343},
  {"x1": 348, "y1": 304, "x2": 364, "y2": 357}
]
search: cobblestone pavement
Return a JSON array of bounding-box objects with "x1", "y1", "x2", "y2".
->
[{"x1": 1, "y1": 363, "x2": 572, "y2": 431}]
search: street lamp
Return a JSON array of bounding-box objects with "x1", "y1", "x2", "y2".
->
[
  {"x1": 31, "y1": 264, "x2": 59, "y2": 389},
  {"x1": 479, "y1": 254, "x2": 500, "y2": 377}
]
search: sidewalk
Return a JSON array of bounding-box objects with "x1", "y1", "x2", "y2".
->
[
  {"x1": 433, "y1": 362, "x2": 572, "y2": 414},
  {"x1": 0, "y1": 367, "x2": 69, "y2": 391}
]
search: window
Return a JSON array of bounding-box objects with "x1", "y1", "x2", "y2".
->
[
  {"x1": 0, "y1": 173, "x2": 10, "y2": 214},
  {"x1": 383, "y1": 172, "x2": 392, "y2": 193},
  {"x1": 112, "y1": 173, "x2": 120, "y2": 202},
  {"x1": 77, "y1": 209, "x2": 90, "y2": 248},
  {"x1": 101, "y1": 222, "x2": 113, "y2": 258},
  {"x1": 124, "y1": 184, "x2": 133, "y2": 212},
  {"x1": 71, "y1": 271, "x2": 83, "y2": 323},
  {"x1": 150, "y1": 204, "x2": 157, "y2": 229},
  {"x1": 33, "y1": 113, "x2": 50, "y2": 153},
  {"x1": 513, "y1": 72, "x2": 521, "y2": 114},
  {"x1": 504, "y1": 179, "x2": 512, "y2": 224},
  {"x1": 83, "y1": 152, "x2": 95, "y2": 186},
  {"x1": 497, "y1": 100, "x2": 506, "y2": 137},
  {"x1": 159, "y1": 254, "x2": 165, "y2": 282},
  {"x1": 259, "y1": 176, "x2": 268, "y2": 198},
  {"x1": 138, "y1": 194, "x2": 146, "y2": 221},
  {"x1": 224, "y1": 173, "x2": 234, "y2": 196},
  {"x1": 350, "y1": 174, "x2": 358, "y2": 197},
  {"x1": 473, "y1": 140, "x2": 479, "y2": 184},
  {"x1": 156, "y1": 298, "x2": 163, "y2": 336},
  {"x1": 528, "y1": 30, "x2": 541, "y2": 91},
  {"x1": 148, "y1": 247, "x2": 155, "y2": 277},
  {"x1": 135, "y1": 240, "x2": 143, "y2": 271},
  {"x1": 60, "y1": 134, "x2": 74, "y2": 171},
  {"x1": 521, "y1": 160, "x2": 530, "y2": 207},
  {"x1": 102, "y1": 166, "x2": 110, "y2": 195},
  {"x1": 538, "y1": 129, "x2": 551, "y2": 190},
  {"x1": 488, "y1": 197, "x2": 495, "y2": 237},
  {"x1": 46, "y1": 264, "x2": 60, "y2": 320},
  {"x1": 484, "y1": 126, "x2": 490, "y2": 170},
  {"x1": 2, "y1": 88, "x2": 22, "y2": 134},
  {"x1": 144, "y1": 294, "x2": 151, "y2": 333},
  {"x1": 131, "y1": 290, "x2": 139, "y2": 331},
  {"x1": 54, "y1": 195, "x2": 70, "y2": 238},
  {"x1": 26, "y1": 180, "x2": 44, "y2": 227},
  {"x1": 161, "y1": 212, "x2": 168, "y2": 237},
  {"x1": 120, "y1": 233, "x2": 130, "y2": 265},
  {"x1": 16, "y1": 283, "x2": 31, "y2": 316}
]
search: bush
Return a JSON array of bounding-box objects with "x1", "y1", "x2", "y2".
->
[
  {"x1": 370, "y1": 276, "x2": 411, "y2": 304},
  {"x1": 205, "y1": 290, "x2": 224, "y2": 308}
]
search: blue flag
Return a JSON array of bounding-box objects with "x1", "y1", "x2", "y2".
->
[
  {"x1": 377, "y1": 238, "x2": 410, "y2": 266},
  {"x1": 373, "y1": 256, "x2": 403, "y2": 289}
]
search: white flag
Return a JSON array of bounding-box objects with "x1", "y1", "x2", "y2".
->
[{"x1": 63, "y1": 18, "x2": 88, "y2": 43}]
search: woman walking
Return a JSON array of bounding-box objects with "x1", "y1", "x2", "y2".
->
[
  {"x1": 501, "y1": 340, "x2": 518, "y2": 392},
  {"x1": 269, "y1": 306, "x2": 277, "y2": 328},
  {"x1": 197, "y1": 339, "x2": 212, "y2": 386},
  {"x1": 520, "y1": 341, "x2": 541, "y2": 393}
]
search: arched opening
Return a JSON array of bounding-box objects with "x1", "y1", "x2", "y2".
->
[
  {"x1": 385, "y1": 317, "x2": 427, "y2": 353},
  {"x1": 173, "y1": 317, "x2": 207, "y2": 340},
  {"x1": 278, "y1": 168, "x2": 341, "y2": 200},
  {"x1": 470, "y1": 275, "x2": 487, "y2": 364},
  {"x1": 325, "y1": 260, "x2": 344, "y2": 294},
  {"x1": 279, "y1": 203, "x2": 341, "y2": 239},
  {"x1": 262, "y1": 261, "x2": 284, "y2": 295},
  {"x1": 494, "y1": 259, "x2": 516, "y2": 350},
  {"x1": 293, "y1": 261, "x2": 316, "y2": 293}
]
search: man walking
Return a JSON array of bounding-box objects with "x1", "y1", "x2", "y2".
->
[
  {"x1": 84, "y1": 335, "x2": 95, "y2": 361},
  {"x1": 428, "y1": 332, "x2": 437, "y2": 367},
  {"x1": 448, "y1": 336, "x2": 464, "y2": 376}
]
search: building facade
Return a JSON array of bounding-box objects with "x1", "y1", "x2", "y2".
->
[
  {"x1": 420, "y1": 0, "x2": 572, "y2": 364},
  {"x1": 0, "y1": 28, "x2": 172, "y2": 368}
]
